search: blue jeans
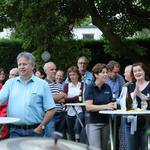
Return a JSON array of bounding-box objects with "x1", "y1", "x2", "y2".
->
[
  {"x1": 45, "y1": 118, "x2": 55, "y2": 137},
  {"x1": 53, "y1": 113, "x2": 66, "y2": 138},
  {"x1": 45, "y1": 113, "x2": 66, "y2": 138},
  {"x1": 121, "y1": 118, "x2": 148, "y2": 150},
  {"x1": 9, "y1": 127, "x2": 44, "y2": 138}
]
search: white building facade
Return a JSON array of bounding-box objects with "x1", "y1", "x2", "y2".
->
[
  {"x1": 0, "y1": 28, "x2": 12, "y2": 38},
  {"x1": 0, "y1": 24, "x2": 103, "y2": 40},
  {"x1": 72, "y1": 24, "x2": 103, "y2": 40}
]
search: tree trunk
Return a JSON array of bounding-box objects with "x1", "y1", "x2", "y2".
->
[{"x1": 84, "y1": 0, "x2": 141, "y2": 61}]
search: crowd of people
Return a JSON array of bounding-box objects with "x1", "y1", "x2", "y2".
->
[{"x1": 0, "y1": 51, "x2": 150, "y2": 150}]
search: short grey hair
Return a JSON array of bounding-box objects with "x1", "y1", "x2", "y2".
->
[
  {"x1": 10, "y1": 67, "x2": 19, "y2": 73},
  {"x1": 17, "y1": 52, "x2": 35, "y2": 65},
  {"x1": 77, "y1": 56, "x2": 89, "y2": 63},
  {"x1": 43, "y1": 61, "x2": 55, "y2": 71}
]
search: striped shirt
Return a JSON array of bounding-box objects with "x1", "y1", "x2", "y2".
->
[{"x1": 45, "y1": 78, "x2": 65, "y2": 112}]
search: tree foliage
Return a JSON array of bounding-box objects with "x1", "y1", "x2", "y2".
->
[
  {"x1": 0, "y1": 0, "x2": 150, "y2": 61},
  {"x1": 0, "y1": 39, "x2": 25, "y2": 73},
  {"x1": 1, "y1": 0, "x2": 87, "y2": 50},
  {"x1": 82, "y1": 0, "x2": 150, "y2": 60},
  {"x1": 33, "y1": 39, "x2": 92, "y2": 70}
]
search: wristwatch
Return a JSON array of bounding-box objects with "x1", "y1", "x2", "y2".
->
[{"x1": 40, "y1": 125, "x2": 45, "y2": 130}]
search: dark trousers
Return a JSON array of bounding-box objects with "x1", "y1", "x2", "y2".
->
[
  {"x1": 53, "y1": 112, "x2": 66, "y2": 138},
  {"x1": 66, "y1": 112, "x2": 85, "y2": 141}
]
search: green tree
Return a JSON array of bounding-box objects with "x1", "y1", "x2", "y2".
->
[
  {"x1": 1, "y1": 0, "x2": 150, "y2": 61},
  {"x1": 33, "y1": 40, "x2": 92, "y2": 71},
  {"x1": 82, "y1": 0, "x2": 150, "y2": 60},
  {"x1": 1, "y1": 0, "x2": 86, "y2": 50}
]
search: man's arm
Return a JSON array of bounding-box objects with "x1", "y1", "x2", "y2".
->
[
  {"x1": 53, "y1": 92, "x2": 67, "y2": 103},
  {"x1": 34, "y1": 108, "x2": 56, "y2": 133}
]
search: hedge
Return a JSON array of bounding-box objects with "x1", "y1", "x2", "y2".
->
[{"x1": 0, "y1": 38, "x2": 150, "y2": 75}]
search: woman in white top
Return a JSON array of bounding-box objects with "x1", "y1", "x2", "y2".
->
[{"x1": 63, "y1": 66, "x2": 85, "y2": 142}]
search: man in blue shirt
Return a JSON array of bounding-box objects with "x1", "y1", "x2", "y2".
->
[
  {"x1": 77, "y1": 56, "x2": 93, "y2": 85},
  {"x1": 106, "y1": 60, "x2": 124, "y2": 99},
  {"x1": 106, "y1": 60, "x2": 124, "y2": 150},
  {"x1": 0, "y1": 52, "x2": 56, "y2": 137},
  {"x1": 65, "y1": 56, "x2": 93, "y2": 86}
]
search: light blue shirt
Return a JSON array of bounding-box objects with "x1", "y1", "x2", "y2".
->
[
  {"x1": 0, "y1": 75, "x2": 55, "y2": 125},
  {"x1": 106, "y1": 74, "x2": 125, "y2": 98},
  {"x1": 82, "y1": 71, "x2": 94, "y2": 85}
]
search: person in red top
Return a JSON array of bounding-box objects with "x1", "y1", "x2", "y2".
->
[{"x1": 0, "y1": 83, "x2": 8, "y2": 139}]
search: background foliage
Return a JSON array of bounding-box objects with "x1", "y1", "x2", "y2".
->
[
  {"x1": 0, "y1": 0, "x2": 150, "y2": 76},
  {"x1": 1, "y1": 0, "x2": 149, "y2": 57},
  {"x1": 0, "y1": 38, "x2": 150, "y2": 75},
  {"x1": 33, "y1": 40, "x2": 92, "y2": 70},
  {"x1": 0, "y1": 39, "x2": 24, "y2": 73}
]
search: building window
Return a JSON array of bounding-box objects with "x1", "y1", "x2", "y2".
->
[{"x1": 83, "y1": 34, "x2": 94, "y2": 40}]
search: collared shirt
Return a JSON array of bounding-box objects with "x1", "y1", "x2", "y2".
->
[
  {"x1": 82, "y1": 71, "x2": 94, "y2": 85},
  {"x1": 0, "y1": 75, "x2": 55, "y2": 125},
  {"x1": 45, "y1": 78, "x2": 64, "y2": 112},
  {"x1": 84, "y1": 82, "x2": 112, "y2": 123},
  {"x1": 68, "y1": 82, "x2": 81, "y2": 97},
  {"x1": 67, "y1": 82, "x2": 83, "y2": 116},
  {"x1": 106, "y1": 74, "x2": 124, "y2": 98},
  {"x1": 45, "y1": 78, "x2": 63, "y2": 94}
]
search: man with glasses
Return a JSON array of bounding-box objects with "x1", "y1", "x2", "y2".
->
[
  {"x1": 65, "y1": 56, "x2": 93, "y2": 86},
  {"x1": 76, "y1": 56, "x2": 93, "y2": 143},
  {"x1": 77, "y1": 56, "x2": 93, "y2": 85}
]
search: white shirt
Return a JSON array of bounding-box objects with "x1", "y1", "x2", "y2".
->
[{"x1": 67, "y1": 82, "x2": 83, "y2": 116}]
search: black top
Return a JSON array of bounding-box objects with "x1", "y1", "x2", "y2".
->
[
  {"x1": 128, "y1": 82, "x2": 150, "y2": 109},
  {"x1": 128, "y1": 82, "x2": 150, "y2": 126},
  {"x1": 84, "y1": 82, "x2": 112, "y2": 123}
]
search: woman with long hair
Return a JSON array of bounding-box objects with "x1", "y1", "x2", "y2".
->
[{"x1": 125, "y1": 62, "x2": 150, "y2": 150}]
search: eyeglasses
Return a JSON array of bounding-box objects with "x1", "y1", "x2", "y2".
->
[{"x1": 78, "y1": 62, "x2": 87, "y2": 65}]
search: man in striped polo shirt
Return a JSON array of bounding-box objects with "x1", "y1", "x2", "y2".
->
[{"x1": 43, "y1": 62, "x2": 67, "y2": 138}]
